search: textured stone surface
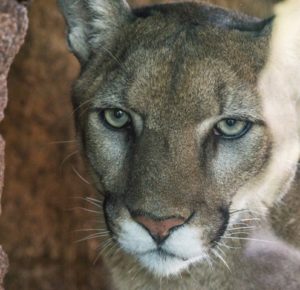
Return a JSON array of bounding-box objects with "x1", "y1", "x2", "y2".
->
[
  {"x1": 0, "y1": 246, "x2": 8, "y2": 290},
  {"x1": 0, "y1": 0, "x2": 28, "y2": 289}
]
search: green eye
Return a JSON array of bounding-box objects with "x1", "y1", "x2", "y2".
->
[
  {"x1": 214, "y1": 119, "x2": 252, "y2": 139},
  {"x1": 102, "y1": 109, "x2": 131, "y2": 129}
]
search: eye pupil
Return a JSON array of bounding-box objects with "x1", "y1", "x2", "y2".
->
[
  {"x1": 226, "y1": 119, "x2": 236, "y2": 127},
  {"x1": 114, "y1": 110, "x2": 124, "y2": 119}
]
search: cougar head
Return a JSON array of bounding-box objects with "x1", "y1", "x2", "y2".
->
[{"x1": 58, "y1": 0, "x2": 300, "y2": 277}]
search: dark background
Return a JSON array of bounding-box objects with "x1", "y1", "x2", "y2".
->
[{"x1": 0, "y1": 0, "x2": 279, "y2": 289}]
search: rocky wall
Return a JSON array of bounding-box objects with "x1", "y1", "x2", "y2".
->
[{"x1": 0, "y1": 0, "x2": 28, "y2": 289}]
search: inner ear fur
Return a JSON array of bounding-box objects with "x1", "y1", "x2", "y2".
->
[{"x1": 57, "y1": 0, "x2": 132, "y2": 64}]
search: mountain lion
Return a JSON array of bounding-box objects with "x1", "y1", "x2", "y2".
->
[{"x1": 58, "y1": 0, "x2": 300, "y2": 289}]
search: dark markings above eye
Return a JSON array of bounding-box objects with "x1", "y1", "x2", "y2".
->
[{"x1": 214, "y1": 119, "x2": 252, "y2": 139}]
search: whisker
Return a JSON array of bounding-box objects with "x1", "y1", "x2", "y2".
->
[
  {"x1": 71, "y1": 97, "x2": 95, "y2": 117},
  {"x1": 226, "y1": 231, "x2": 250, "y2": 236},
  {"x1": 49, "y1": 140, "x2": 76, "y2": 145},
  {"x1": 216, "y1": 244, "x2": 227, "y2": 257},
  {"x1": 85, "y1": 197, "x2": 103, "y2": 206},
  {"x1": 74, "y1": 228, "x2": 109, "y2": 233},
  {"x1": 114, "y1": 247, "x2": 122, "y2": 258},
  {"x1": 240, "y1": 218, "x2": 261, "y2": 222},
  {"x1": 83, "y1": 197, "x2": 103, "y2": 209},
  {"x1": 130, "y1": 266, "x2": 144, "y2": 282},
  {"x1": 227, "y1": 226, "x2": 255, "y2": 231},
  {"x1": 186, "y1": 268, "x2": 198, "y2": 284},
  {"x1": 222, "y1": 236, "x2": 275, "y2": 243},
  {"x1": 70, "y1": 206, "x2": 100, "y2": 214},
  {"x1": 231, "y1": 207, "x2": 264, "y2": 216},
  {"x1": 230, "y1": 208, "x2": 250, "y2": 214},
  {"x1": 100, "y1": 45, "x2": 128, "y2": 73},
  {"x1": 60, "y1": 150, "x2": 79, "y2": 169},
  {"x1": 219, "y1": 241, "x2": 240, "y2": 250},
  {"x1": 72, "y1": 196, "x2": 103, "y2": 208},
  {"x1": 212, "y1": 248, "x2": 231, "y2": 272},
  {"x1": 103, "y1": 242, "x2": 118, "y2": 259},
  {"x1": 204, "y1": 254, "x2": 214, "y2": 270},
  {"x1": 229, "y1": 222, "x2": 250, "y2": 227},
  {"x1": 75, "y1": 232, "x2": 109, "y2": 243},
  {"x1": 99, "y1": 239, "x2": 114, "y2": 257},
  {"x1": 93, "y1": 248, "x2": 104, "y2": 265},
  {"x1": 78, "y1": 105, "x2": 93, "y2": 119},
  {"x1": 72, "y1": 166, "x2": 91, "y2": 185}
]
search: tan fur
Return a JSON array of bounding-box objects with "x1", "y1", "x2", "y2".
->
[{"x1": 58, "y1": 0, "x2": 300, "y2": 289}]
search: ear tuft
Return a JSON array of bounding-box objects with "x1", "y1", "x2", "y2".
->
[{"x1": 57, "y1": 0, "x2": 132, "y2": 64}]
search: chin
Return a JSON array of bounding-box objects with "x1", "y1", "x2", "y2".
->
[{"x1": 137, "y1": 251, "x2": 207, "y2": 277}]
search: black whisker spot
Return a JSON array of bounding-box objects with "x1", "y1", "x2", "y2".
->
[{"x1": 211, "y1": 206, "x2": 230, "y2": 246}]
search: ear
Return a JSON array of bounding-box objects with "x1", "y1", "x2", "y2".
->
[{"x1": 57, "y1": 0, "x2": 132, "y2": 64}]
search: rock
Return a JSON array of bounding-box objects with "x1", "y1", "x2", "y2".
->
[
  {"x1": 0, "y1": 246, "x2": 8, "y2": 290},
  {"x1": 0, "y1": 0, "x2": 28, "y2": 288}
]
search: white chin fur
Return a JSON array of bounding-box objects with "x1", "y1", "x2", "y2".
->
[
  {"x1": 138, "y1": 252, "x2": 205, "y2": 277},
  {"x1": 118, "y1": 220, "x2": 207, "y2": 277}
]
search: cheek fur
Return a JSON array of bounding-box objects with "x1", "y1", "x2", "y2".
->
[
  {"x1": 85, "y1": 114, "x2": 129, "y2": 187},
  {"x1": 207, "y1": 126, "x2": 271, "y2": 195}
]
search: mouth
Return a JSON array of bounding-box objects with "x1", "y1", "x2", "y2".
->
[
  {"x1": 139, "y1": 247, "x2": 189, "y2": 261},
  {"x1": 135, "y1": 246, "x2": 208, "y2": 277}
]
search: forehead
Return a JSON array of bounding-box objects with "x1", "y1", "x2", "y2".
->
[
  {"x1": 84, "y1": 3, "x2": 269, "y2": 129},
  {"x1": 121, "y1": 26, "x2": 264, "y2": 129}
]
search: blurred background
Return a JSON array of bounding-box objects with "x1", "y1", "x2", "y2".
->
[{"x1": 0, "y1": 0, "x2": 280, "y2": 289}]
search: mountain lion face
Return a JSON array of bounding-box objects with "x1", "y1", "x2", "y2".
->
[{"x1": 59, "y1": 0, "x2": 300, "y2": 277}]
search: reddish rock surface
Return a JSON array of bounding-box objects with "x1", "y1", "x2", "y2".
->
[{"x1": 0, "y1": 0, "x2": 28, "y2": 289}]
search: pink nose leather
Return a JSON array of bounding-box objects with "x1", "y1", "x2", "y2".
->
[{"x1": 134, "y1": 215, "x2": 185, "y2": 240}]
